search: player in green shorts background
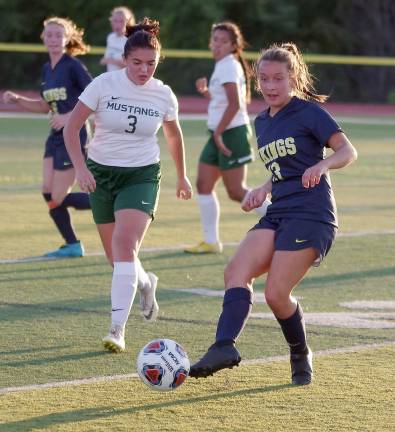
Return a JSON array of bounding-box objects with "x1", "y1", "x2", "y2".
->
[{"x1": 184, "y1": 22, "x2": 271, "y2": 255}]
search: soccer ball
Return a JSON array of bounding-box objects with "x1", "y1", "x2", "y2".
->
[{"x1": 136, "y1": 338, "x2": 190, "y2": 391}]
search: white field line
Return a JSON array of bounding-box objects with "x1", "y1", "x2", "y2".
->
[
  {"x1": 2, "y1": 111, "x2": 395, "y2": 125},
  {"x1": 0, "y1": 229, "x2": 394, "y2": 265},
  {"x1": 1, "y1": 341, "x2": 394, "y2": 395}
]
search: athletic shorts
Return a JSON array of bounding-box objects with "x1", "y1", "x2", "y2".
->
[
  {"x1": 251, "y1": 215, "x2": 337, "y2": 266},
  {"x1": 86, "y1": 159, "x2": 161, "y2": 224},
  {"x1": 199, "y1": 124, "x2": 253, "y2": 170},
  {"x1": 44, "y1": 127, "x2": 87, "y2": 171}
]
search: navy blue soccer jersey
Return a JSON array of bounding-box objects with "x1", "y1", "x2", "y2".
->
[
  {"x1": 41, "y1": 54, "x2": 92, "y2": 137},
  {"x1": 254, "y1": 97, "x2": 342, "y2": 227}
]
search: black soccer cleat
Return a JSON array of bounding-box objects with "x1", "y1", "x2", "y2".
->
[
  {"x1": 290, "y1": 347, "x2": 313, "y2": 385},
  {"x1": 189, "y1": 344, "x2": 242, "y2": 378}
]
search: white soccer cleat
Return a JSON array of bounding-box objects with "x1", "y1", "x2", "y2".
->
[
  {"x1": 139, "y1": 272, "x2": 159, "y2": 322},
  {"x1": 102, "y1": 324, "x2": 125, "y2": 353}
]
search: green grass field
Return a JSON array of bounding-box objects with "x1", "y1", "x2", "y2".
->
[{"x1": 0, "y1": 117, "x2": 394, "y2": 431}]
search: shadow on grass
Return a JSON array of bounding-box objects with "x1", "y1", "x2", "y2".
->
[
  {"x1": 0, "y1": 345, "x2": 72, "y2": 356},
  {"x1": 0, "y1": 297, "x2": 107, "y2": 321},
  {"x1": 2, "y1": 350, "x2": 106, "y2": 368},
  {"x1": 0, "y1": 260, "x2": 106, "y2": 276},
  {"x1": 1, "y1": 383, "x2": 293, "y2": 431}
]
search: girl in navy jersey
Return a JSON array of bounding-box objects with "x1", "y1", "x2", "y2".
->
[
  {"x1": 189, "y1": 42, "x2": 357, "y2": 385},
  {"x1": 184, "y1": 22, "x2": 270, "y2": 255},
  {"x1": 3, "y1": 17, "x2": 92, "y2": 258},
  {"x1": 64, "y1": 18, "x2": 192, "y2": 353}
]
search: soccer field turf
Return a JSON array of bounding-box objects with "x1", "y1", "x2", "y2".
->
[{"x1": 0, "y1": 117, "x2": 394, "y2": 431}]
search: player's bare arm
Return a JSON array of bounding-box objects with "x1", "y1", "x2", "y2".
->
[
  {"x1": 212, "y1": 82, "x2": 240, "y2": 157},
  {"x1": 302, "y1": 132, "x2": 358, "y2": 188},
  {"x1": 162, "y1": 119, "x2": 193, "y2": 200},
  {"x1": 3, "y1": 91, "x2": 49, "y2": 113},
  {"x1": 63, "y1": 101, "x2": 96, "y2": 193}
]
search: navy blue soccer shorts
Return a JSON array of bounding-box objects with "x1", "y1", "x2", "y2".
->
[
  {"x1": 252, "y1": 216, "x2": 337, "y2": 266},
  {"x1": 44, "y1": 128, "x2": 87, "y2": 171}
]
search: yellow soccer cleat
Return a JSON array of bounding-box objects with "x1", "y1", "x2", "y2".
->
[
  {"x1": 102, "y1": 324, "x2": 125, "y2": 353},
  {"x1": 184, "y1": 241, "x2": 223, "y2": 254}
]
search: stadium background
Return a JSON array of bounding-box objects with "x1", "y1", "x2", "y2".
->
[{"x1": 1, "y1": 0, "x2": 395, "y2": 105}]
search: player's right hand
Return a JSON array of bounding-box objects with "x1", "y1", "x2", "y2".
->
[
  {"x1": 241, "y1": 186, "x2": 268, "y2": 212},
  {"x1": 76, "y1": 166, "x2": 96, "y2": 193},
  {"x1": 195, "y1": 77, "x2": 208, "y2": 95}
]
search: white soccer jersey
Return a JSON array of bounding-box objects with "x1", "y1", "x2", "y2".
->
[
  {"x1": 104, "y1": 32, "x2": 127, "y2": 72},
  {"x1": 79, "y1": 69, "x2": 178, "y2": 167},
  {"x1": 207, "y1": 54, "x2": 249, "y2": 131}
]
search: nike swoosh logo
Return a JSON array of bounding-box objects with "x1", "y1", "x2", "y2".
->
[
  {"x1": 111, "y1": 308, "x2": 124, "y2": 312},
  {"x1": 111, "y1": 96, "x2": 121, "y2": 100},
  {"x1": 141, "y1": 201, "x2": 150, "y2": 205},
  {"x1": 143, "y1": 306, "x2": 154, "y2": 320},
  {"x1": 295, "y1": 239, "x2": 308, "y2": 243}
]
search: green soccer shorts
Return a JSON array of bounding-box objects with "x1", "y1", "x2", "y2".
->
[
  {"x1": 199, "y1": 124, "x2": 254, "y2": 170},
  {"x1": 86, "y1": 159, "x2": 161, "y2": 224}
]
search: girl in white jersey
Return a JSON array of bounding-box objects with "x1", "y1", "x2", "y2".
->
[
  {"x1": 100, "y1": 6, "x2": 135, "y2": 71},
  {"x1": 185, "y1": 22, "x2": 270, "y2": 254},
  {"x1": 64, "y1": 18, "x2": 193, "y2": 353}
]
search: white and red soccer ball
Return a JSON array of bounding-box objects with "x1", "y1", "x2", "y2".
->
[{"x1": 137, "y1": 338, "x2": 190, "y2": 391}]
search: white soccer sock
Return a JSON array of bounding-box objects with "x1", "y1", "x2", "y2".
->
[
  {"x1": 198, "y1": 193, "x2": 220, "y2": 244},
  {"x1": 111, "y1": 261, "x2": 138, "y2": 328},
  {"x1": 135, "y1": 256, "x2": 150, "y2": 292}
]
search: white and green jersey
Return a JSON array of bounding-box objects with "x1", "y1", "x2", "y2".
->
[
  {"x1": 79, "y1": 69, "x2": 178, "y2": 167},
  {"x1": 207, "y1": 54, "x2": 249, "y2": 131}
]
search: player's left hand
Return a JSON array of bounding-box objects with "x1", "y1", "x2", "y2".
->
[
  {"x1": 213, "y1": 133, "x2": 232, "y2": 157},
  {"x1": 176, "y1": 176, "x2": 193, "y2": 200},
  {"x1": 49, "y1": 113, "x2": 70, "y2": 131},
  {"x1": 302, "y1": 161, "x2": 328, "y2": 188}
]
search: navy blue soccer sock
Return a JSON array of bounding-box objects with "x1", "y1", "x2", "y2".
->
[
  {"x1": 62, "y1": 193, "x2": 91, "y2": 210},
  {"x1": 42, "y1": 192, "x2": 52, "y2": 203},
  {"x1": 276, "y1": 303, "x2": 308, "y2": 355},
  {"x1": 215, "y1": 287, "x2": 253, "y2": 346},
  {"x1": 49, "y1": 206, "x2": 78, "y2": 244}
]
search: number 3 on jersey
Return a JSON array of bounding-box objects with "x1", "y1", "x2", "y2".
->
[
  {"x1": 268, "y1": 161, "x2": 283, "y2": 181},
  {"x1": 125, "y1": 115, "x2": 137, "y2": 133}
]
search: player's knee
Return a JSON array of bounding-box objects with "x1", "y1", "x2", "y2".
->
[
  {"x1": 112, "y1": 232, "x2": 136, "y2": 256},
  {"x1": 264, "y1": 289, "x2": 288, "y2": 310},
  {"x1": 226, "y1": 187, "x2": 243, "y2": 202},
  {"x1": 224, "y1": 261, "x2": 252, "y2": 287},
  {"x1": 51, "y1": 191, "x2": 66, "y2": 206},
  {"x1": 196, "y1": 178, "x2": 212, "y2": 195}
]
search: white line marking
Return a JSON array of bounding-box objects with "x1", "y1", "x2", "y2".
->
[
  {"x1": 340, "y1": 300, "x2": 395, "y2": 310},
  {"x1": 250, "y1": 311, "x2": 395, "y2": 328},
  {"x1": 1, "y1": 342, "x2": 393, "y2": 394},
  {"x1": 1, "y1": 229, "x2": 394, "y2": 264},
  {"x1": 242, "y1": 341, "x2": 395, "y2": 365}
]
